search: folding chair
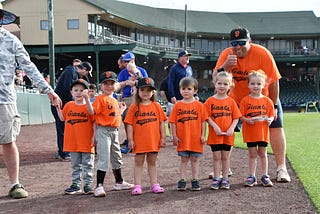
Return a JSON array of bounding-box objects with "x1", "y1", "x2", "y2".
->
[{"x1": 305, "y1": 101, "x2": 318, "y2": 113}]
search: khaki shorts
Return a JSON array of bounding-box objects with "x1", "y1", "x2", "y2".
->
[
  {"x1": 166, "y1": 102, "x2": 174, "y2": 116},
  {"x1": 0, "y1": 104, "x2": 21, "y2": 144},
  {"x1": 122, "y1": 96, "x2": 134, "y2": 120}
]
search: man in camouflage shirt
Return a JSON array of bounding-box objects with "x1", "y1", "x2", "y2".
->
[{"x1": 0, "y1": 6, "x2": 61, "y2": 199}]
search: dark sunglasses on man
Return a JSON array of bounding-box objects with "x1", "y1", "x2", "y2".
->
[{"x1": 230, "y1": 40, "x2": 247, "y2": 47}]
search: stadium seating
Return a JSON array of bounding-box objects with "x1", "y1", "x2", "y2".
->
[{"x1": 279, "y1": 80, "x2": 319, "y2": 111}]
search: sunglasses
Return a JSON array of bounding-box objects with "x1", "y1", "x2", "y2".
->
[{"x1": 230, "y1": 40, "x2": 247, "y2": 47}]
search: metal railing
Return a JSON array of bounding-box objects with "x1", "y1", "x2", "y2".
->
[{"x1": 89, "y1": 34, "x2": 320, "y2": 57}]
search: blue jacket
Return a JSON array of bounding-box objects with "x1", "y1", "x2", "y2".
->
[
  {"x1": 54, "y1": 65, "x2": 79, "y2": 106},
  {"x1": 160, "y1": 76, "x2": 170, "y2": 101},
  {"x1": 168, "y1": 62, "x2": 193, "y2": 100}
]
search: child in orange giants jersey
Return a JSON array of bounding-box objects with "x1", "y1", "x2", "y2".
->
[
  {"x1": 92, "y1": 71, "x2": 133, "y2": 197},
  {"x1": 55, "y1": 79, "x2": 95, "y2": 195},
  {"x1": 169, "y1": 77, "x2": 208, "y2": 191},
  {"x1": 240, "y1": 70, "x2": 275, "y2": 187},
  {"x1": 204, "y1": 72, "x2": 241, "y2": 190},
  {"x1": 125, "y1": 77, "x2": 167, "y2": 195}
]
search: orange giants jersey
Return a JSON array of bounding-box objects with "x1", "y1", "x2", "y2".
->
[
  {"x1": 204, "y1": 96, "x2": 241, "y2": 146},
  {"x1": 240, "y1": 95, "x2": 275, "y2": 143},
  {"x1": 93, "y1": 94, "x2": 122, "y2": 127},
  {"x1": 169, "y1": 100, "x2": 208, "y2": 153},
  {"x1": 124, "y1": 102, "x2": 167, "y2": 154},
  {"x1": 62, "y1": 101, "x2": 94, "y2": 153}
]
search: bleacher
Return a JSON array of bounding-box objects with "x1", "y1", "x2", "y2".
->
[
  {"x1": 158, "y1": 80, "x2": 320, "y2": 112},
  {"x1": 198, "y1": 88, "x2": 214, "y2": 103},
  {"x1": 198, "y1": 80, "x2": 320, "y2": 112},
  {"x1": 279, "y1": 80, "x2": 320, "y2": 111}
]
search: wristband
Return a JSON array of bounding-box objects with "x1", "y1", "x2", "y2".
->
[
  {"x1": 217, "y1": 67, "x2": 224, "y2": 73},
  {"x1": 274, "y1": 104, "x2": 278, "y2": 109}
]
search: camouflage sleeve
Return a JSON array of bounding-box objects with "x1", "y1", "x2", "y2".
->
[{"x1": 14, "y1": 36, "x2": 53, "y2": 94}]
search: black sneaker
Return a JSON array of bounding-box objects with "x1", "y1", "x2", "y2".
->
[
  {"x1": 84, "y1": 184, "x2": 94, "y2": 195},
  {"x1": 61, "y1": 155, "x2": 71, "y2": 161},
  {"x1": 191, "y1": 179, "x2": 201, "y2": 191},
  {"x1": 65, "y1": 184, "x2": 81, "y2": 195},
  {"x1": 177, "y1": 179, "x2": 187, "y2": 191}
]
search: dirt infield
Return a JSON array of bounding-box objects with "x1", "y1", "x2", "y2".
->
[{"x1": 0, "y1": 123, "x2": 317, "y2": 214}]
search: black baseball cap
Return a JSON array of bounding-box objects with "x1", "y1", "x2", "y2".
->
[
  {"x1": 99, "y1": 71, "x2": 117, "y2": 84},
  {"x1": 77, "y1": 61, "x2": 93, "y2": 77},
  {"x1": 230, "y1": 27, "x2": 251, "y2": 41},
  {"x1": 137, "y1": 77, "x2": 156, "y2": 90},
  {"x1": 70, "y1": 79, "x2": 89, "y2": 90}
]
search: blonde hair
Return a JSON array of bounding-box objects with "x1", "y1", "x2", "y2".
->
[
  {"x1": 213, "y1": 71, "x2": 233, "y2": 86},
  {"x1": 212, "y1": 71, "x2": 234, "y2": 94},
  {"x1": 126, "y1": 62, "x2": 136, "y2": 71},
  {"x1": 247, "y1": 69, "x2": 267, "y2": 85}
]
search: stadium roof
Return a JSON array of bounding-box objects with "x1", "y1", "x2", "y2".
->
[{"x1": 85, "y1": 0, "x2": 320, "y2": 37}]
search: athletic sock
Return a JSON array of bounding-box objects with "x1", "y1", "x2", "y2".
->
[
  {"x1": 96, "y1": 170, "x2": 106, "y2": 186},
  {"x1": 113, "y1": 168, "x2": 123, "y2": 183}
]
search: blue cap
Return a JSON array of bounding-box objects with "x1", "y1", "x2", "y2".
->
[
  {"x1": 178, "y1": 50, "x2": 191, "y2": 58},
  {"x1": 123, "y1": 52, "x2": 135, "y2": 61}
]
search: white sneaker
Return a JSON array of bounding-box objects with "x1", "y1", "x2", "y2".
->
[
  {"x1": 228, "y1": 168, "x2": 233, "y2": 177},
  {"x1": 94, "y1": 184, "x2": 106, "y2": 197},
  {"x1": 113, "y1": 181, "x2": 134, "y2": 190},
  {"x1": 276, "y1": 168, "x2": 291, "y2": 182}
]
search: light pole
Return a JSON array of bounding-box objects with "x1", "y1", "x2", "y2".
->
[
  {"x1": 48, "y1": 0, "x2": 55, "y2": 88},
  {"x1": 184, "y1": 4, "x2": 187, "y2": 50}
]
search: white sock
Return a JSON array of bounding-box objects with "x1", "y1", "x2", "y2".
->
[
  {"x1": 277, "y1": 164, "x2": 286, "y2": 171},
  {"x1": 11, "y1": 182, "x2": 19, "y2": 189}
]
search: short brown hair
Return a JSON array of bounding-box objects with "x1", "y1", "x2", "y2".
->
[{"x1": 179, "y1": 77, "x2": 198, "y2": 90}]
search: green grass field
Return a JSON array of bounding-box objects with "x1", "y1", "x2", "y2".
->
[
  {"x1": 233, "y1": 113, "x2": 320, "y2": 211},
  {"x1": 166, "y1": 112, "x2": 320, "y2": 211}
]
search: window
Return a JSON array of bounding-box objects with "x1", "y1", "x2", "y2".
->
[
  {"x1": 194, "y1": 39, "x2": 201, "y2": 50},
  {"x1": 40, "y1": 20, "x2": 48, "y2": 30},
  {"x1": 67, "y1": 19, "x2": 79, "y2": 29},
  {"x1": 201, "y1": 39, "x2": 208, "y2": 51}
]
